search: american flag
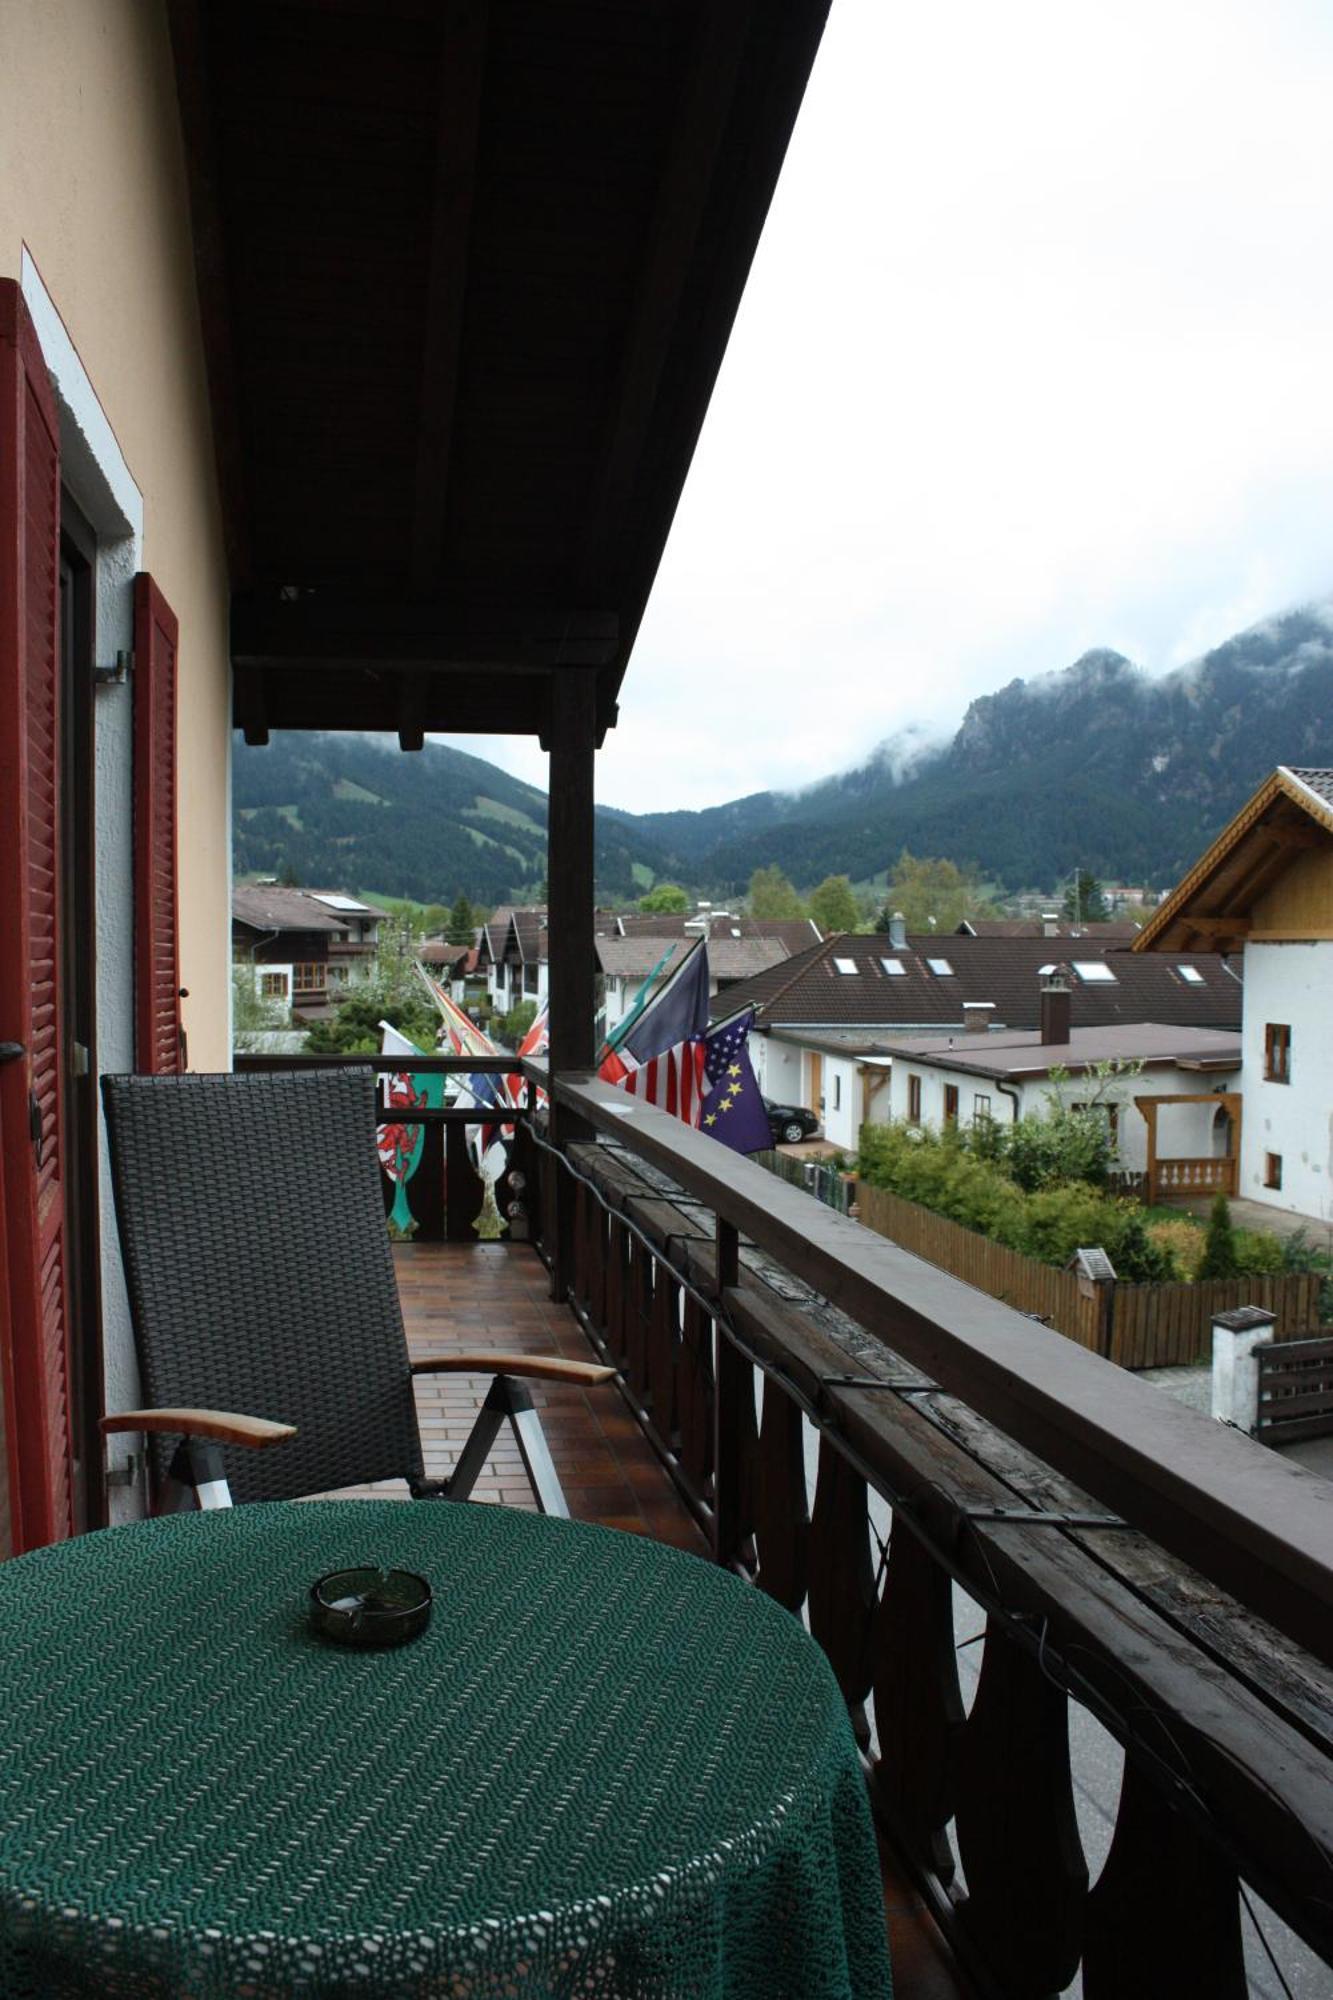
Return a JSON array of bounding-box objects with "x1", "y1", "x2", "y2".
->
[{"x1": 602, "y1": 1035, "x2": 710, "y2": 1125}]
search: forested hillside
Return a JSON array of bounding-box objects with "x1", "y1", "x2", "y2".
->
[{"x1": 234, "y1": 602, "x2": 1333, "y2": 900}]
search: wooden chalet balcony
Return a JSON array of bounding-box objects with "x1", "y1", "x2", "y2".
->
[{"x1": 241, "y1": 1054, "x2": 1333, "y2": 1998}]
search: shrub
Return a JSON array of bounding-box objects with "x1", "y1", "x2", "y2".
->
[
  {"x1": 1002, "y1": 1108, "x2": 1114, "y2": 1192},
  {"x1": 1145, "y1": 1217, "x2": 1205, "y2": 1280},
  {"x1": 858, "y1": 1118, "x2": 1180, "y2": 1278},
  {"x1": 1232, "y1": 1228, "x2": 1284, "y2": 1277},
  {"x1": 1196, "y1": 1193, "x2": 1239, "y2": 1280}
]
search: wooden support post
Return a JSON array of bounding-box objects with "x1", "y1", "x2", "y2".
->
[{"x1": 545, "y1": 669, "x2": 597, "y2": 1300}]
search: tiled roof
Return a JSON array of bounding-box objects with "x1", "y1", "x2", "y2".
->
[
  {"x1": 955, "y1": 919, "x2": 1141, "y2": 941},
  {"x1": 869, "y1": 1021, "x2": 1242, "y2": 1081},
  {"x1": 419, "y1": 940, "x2": 470, "y2": 969},
  {"x1": 596, "y1": 913, "x2": 821, "y2": 952},
  {"x1": 232, "y1": 885, "x2": 349, "y2": 934},
  {"x1": 712, "y1": 933, "x2": 1242, "y2": 1034},
  {"x1": 596, "y1": 936, "x2": 789, "y2": 981},
  {"x1": 1284, "y1": 767, "x2": 1333, "y2": 811}
]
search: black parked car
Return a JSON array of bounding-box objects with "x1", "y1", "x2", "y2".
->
[{"x1": 763, "y1": 1097, "x2": 821, "y2": 1145}]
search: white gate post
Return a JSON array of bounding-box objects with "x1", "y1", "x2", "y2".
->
[{"x1": 1211, "y1": 1306, "x2": 1277, "y2": 1435}]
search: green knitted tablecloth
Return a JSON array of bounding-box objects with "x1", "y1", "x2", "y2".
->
[{"x1": 0, "y1": 1501, "x2": 892, "y2": 1999}]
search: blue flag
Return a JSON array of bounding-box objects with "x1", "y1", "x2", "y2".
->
[
  {"x1": 616, "y1": 940, "x2": 710, "y2": 1065},
  {"x1": 700, "y1": 1009, "x2": 771, "y2": 1155}
]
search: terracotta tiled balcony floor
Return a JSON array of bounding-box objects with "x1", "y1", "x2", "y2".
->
[{"x1": 337, "y1": 1240, "x2": 970, "y2": 1997}]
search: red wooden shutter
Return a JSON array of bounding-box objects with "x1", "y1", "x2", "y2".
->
[
  {"x1": 133, "y1": 574, "x2": 184, "y2": 1073},
  {"x1": 0, "y1": 280, "x2": 74, "y2": 1551}
]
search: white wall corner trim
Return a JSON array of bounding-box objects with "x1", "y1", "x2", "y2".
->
[{"x1": 20, "y1": 248, "x2": 143, "y2": 540}]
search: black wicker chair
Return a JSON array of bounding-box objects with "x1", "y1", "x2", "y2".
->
[{"x1": 100, "y1": 1069, "x2": 612, "y2": 1515}]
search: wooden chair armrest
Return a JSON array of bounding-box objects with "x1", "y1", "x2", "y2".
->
[
  {"x1": 100, "y1": 1409, "x2": 297, "y2": 1450},
  {"x1": 410, "y1": 1354, "x2": 615, "y2": 1387}
]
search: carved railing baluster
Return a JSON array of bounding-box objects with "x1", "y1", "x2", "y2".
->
[
  {"x1": 753, "y1": 1379, "x2": 809, "y2": 1613},
  {"x1": 1083, "y1": 1760, "x2": 1246, "y2": 1999},
  {"x1": 807, "y1": 1438, "x2": 877, "y2": 1745},
  {"x1": 953, "y1": 1618, "x2": 1087, "y2": 1994},
  {"x1": 572, "y1": 1180, "x2": 592, "y2": 1314},
  {"x1": 647, "y1": 1259, "x2": 677, "y2": 1448},
  {"x1": 583, "y1": 1185, "x2": 608, "y2": 1338},
  {"x1": 714, "y1": 1334, "x2": 758, "y2": 1573},
  {"x1": 871, "y1": 1517, "x2": 964, "y2": 1882},
  {"x1": 625, "y1": 1238, "x2": 652, "y2": 1409},
  {"x1": 604, "y1": 1214, "x2": 628, "y2": 1373},
  {"x1": 444, "y1": 1120, "x2": 483, "y2": 1241},
  {"x1": 676, "y1": 1295, "x2": 714, "y2": 1508}
]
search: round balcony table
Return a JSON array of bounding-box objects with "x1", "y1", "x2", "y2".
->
[{"x1": 0, "y1": 1499, "x2": 892, "y2": 1999}]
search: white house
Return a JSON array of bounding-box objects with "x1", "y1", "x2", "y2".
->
[
  {"x1": 1136, "y1": 766, "x2": 1333, "y2": 1223},
  {"x1": 716, "y1": 928, "x2": 1243, "y2": 1160},
  {"x1": 874, "y1": 1014, "x2": 1241, "y2": 1181}
]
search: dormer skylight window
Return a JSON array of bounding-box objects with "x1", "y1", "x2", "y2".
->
[
  {"x1": 1176, "y1": 965, "x2": 1204, "y2": 985},
  {"x1": 833, "y1": 956, "x2": 858, "y2": 975},
  {"x1": 880, "y1": 957, "x2": 906, "y2": 976},
  {"x1": 925, "y1": 957, "x2": 954, "y2": 977},
  {"x1": 1072, "y1": 961, "x2": 1117, "y2": 984}
]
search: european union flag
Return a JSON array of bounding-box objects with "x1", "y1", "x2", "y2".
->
[{"x1": 700, "y1": 1009, "x2": 771, "y2": 1155}]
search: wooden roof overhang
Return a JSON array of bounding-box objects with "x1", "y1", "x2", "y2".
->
[
  {"x1": 1134, "y1": 767, "x2": 1333, "y2": 954},
  {"x1": 168, "y1": 0, "x2": 830, "y2": 749}
]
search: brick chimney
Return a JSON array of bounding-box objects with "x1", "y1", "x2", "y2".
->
[
  {"x1": 1041, "y1": 911, "x2": 1060, "y2": 938},
  {"x1": 1040, "y1": 966, "x2": 1072, "y2": 1044},
  {"x1": 962, "y1": 1002, "x2": 994, "y2": 1035},
  {"x1": 888, "y1": 911, "x2": 907, "y2": 950}
]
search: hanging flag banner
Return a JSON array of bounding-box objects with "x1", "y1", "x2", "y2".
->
[
  {"x1": 597, "y1": 948, "x2": 769, "y2": 1156},
  {"x1": 377, "y1": 1021, "x2": 445, "y2": 1234}
]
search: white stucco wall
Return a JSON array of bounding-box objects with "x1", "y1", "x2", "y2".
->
[
  {"x1": 758, "y1": 1035, "x2": 803, "y2": 1112},
  {"x1": 817, "y1": 1055, "x2": 861, "y2": 1152},
  {"x1": 886, "y1": 1056, "x2": 1237, "y2": 1173},
  {"x1": 1240, "y1": 940, "x2": 1333, "y2": 1221}
]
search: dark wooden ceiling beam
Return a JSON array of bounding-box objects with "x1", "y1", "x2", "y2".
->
[
  {"x1": 231, "y1": 592, "x2": 618, "y2": 672},
  {"x1": 1182, "y1": 916, "x2": 1252, "y2": 939},
  {"x1": 233, "y1": 664, "x2": 550, "y2": 739},
  {"x1": 166, "y1": 0, "x2": 254, "y2": 583},
  {"x1": 577, "y1": 0, "x2": 756, "y2": 604},
  {"x1": 410, "y1": 0, "x2": 488, "y2": 591}
]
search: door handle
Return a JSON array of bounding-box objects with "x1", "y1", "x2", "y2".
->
[{"x1": 0, "y1": 1042, "x2": 24, "y2": 1064}]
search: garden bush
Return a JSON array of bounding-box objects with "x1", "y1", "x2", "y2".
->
[{"x1": 858, "y1": 1119, "x2": 1179, "y2": 1278}]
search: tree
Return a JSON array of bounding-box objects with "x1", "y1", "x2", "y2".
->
[
  {"x1": 304, "y1": 985, "x2": 440, "y2": 1055},
  {"x1": 808, "y1": 874, "x2": 859, "y2": 934},
  {"x1": 878, "y1": 852, "x2": 982, "y2": 935},
  {"x1": 422, "y1": 903, "x2": 451, "y2": 936},
  {"x1": 230, "y1": 962, "x2": 286, "y2": 1044},
  {"x1": 748, "y1": 865, "x2": 806, "y2": 921},
  {"x1": 1062, "y1": 869, "x2": 1110, "y2": 923},
  {"x1": 1197, "y1": 1193, "x2": 1240, "y2": 1280},
  {"x1": 638, "y1": 882, "x2": 690, "y2": 914},
  {"x1": 447, "y1": 893, "x2": 478, "y2": 944}
]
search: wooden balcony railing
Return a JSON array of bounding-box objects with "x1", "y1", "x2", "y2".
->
[
  {"x1": 232, "y1": 1051, "x2": 1332, "y2": 1993},
  {"x1": 531, "y1": 1067, "x2": 1333, "y2": 1999},
  {"x1": 234, "y1": 1052, "x2": 531, "y2": 1242},
  {"x1": 1150, "y1": 1155, "x2": 1238, "y2": 1200}
]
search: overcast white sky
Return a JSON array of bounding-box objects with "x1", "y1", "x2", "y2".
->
[{"x1": 442, "y1": 0, "x2": 1333, "y2": 814}]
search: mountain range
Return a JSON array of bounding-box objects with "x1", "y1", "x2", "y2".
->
[{"x1": 233, "y1": 601, "x2": 1333, "y2": 903}]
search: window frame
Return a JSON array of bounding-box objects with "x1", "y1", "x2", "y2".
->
[{"x1": 1264, "y1": 1023, "x2": 1291, "y2": 1085}]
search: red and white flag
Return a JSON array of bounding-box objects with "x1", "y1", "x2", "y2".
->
[{"x1": 602, "y1": 1035, "x2": 710, "y2": 1127}]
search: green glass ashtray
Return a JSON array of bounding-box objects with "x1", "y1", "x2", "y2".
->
[{"x1": 309, "y1": 1567, "x2": 432, "y2": 1648}]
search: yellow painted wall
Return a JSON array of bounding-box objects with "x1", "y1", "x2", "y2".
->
[
  {"x1": 1250, "y1": 844, "x2": 1333, "y2": 940},
  {"x1": 0, "y1": 0, "x2": 231, "y2": 1068}
]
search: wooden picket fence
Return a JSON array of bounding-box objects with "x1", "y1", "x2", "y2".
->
[{"x1": 854, "y1": 1183, "x2": 1319, "y2": 1369}]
